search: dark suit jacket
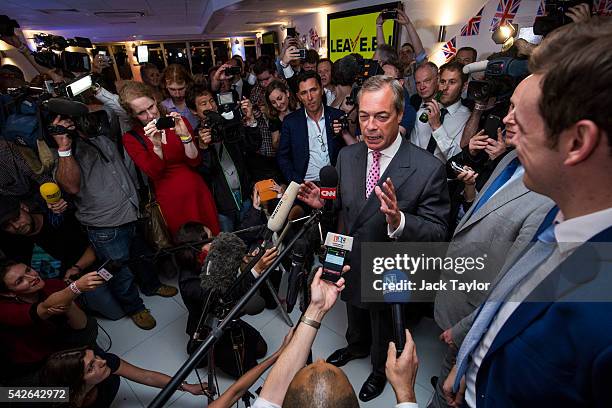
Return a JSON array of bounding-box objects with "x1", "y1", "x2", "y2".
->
[
  {"x1": 199, "y1": 125, "x2": 262, "y2": 217},
  {"x1": 474, "y1": 226, "x2": 612, "y2": 408},
  {"x1": 277, "y1": 106, "x2": 346, "y2": 183},
  {"x1": 336, "y1": 138, "x2": 450, "y2": 307}
]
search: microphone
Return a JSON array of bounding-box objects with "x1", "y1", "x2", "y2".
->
[
  {"x1": 382, "y1": 269, "x2": 411, "y2": 354},
  {"x1": 199, "y1": 232, "x2": 265, "y2": 316},
  {"x1": 39, "y1": 182, "x2": 62, "y2": 204},
  {"x1": 200, "y1": 232, "x2": 247, "y2": 294},
  {"x1": 462, "y1": 60, "x2": 489, "y2": 75},
  {"x1": 285, "y1": 238, "x2": 309, "y2": 313},
  {"x1": 267, "y1": 181, "x2": 300, "y2": 233},
  {"x1": 319, "y1": 166, "x2": 338, "y2": 212},
  {"x1": 43, "y1": 98, "x2": 89, "y2": 116}
]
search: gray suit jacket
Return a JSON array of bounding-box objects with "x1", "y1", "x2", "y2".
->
[
  {"x1": 434, "y1": 150, "x2": 554, "y2": 341},
  {"x1": 336, "y1": 138, "x2": 450, "y2": 307}
]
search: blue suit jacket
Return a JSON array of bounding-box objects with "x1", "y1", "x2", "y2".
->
[
  {"x1": 474, "y1": 225, "x2": 612, "y2": 408},
  {"x1": 277, "y1": 106, "x2": 346, "y2": 183}
]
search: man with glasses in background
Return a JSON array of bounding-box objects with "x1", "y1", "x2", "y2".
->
[{"x1": 277, "y1": 71, "x2": 355, "y2": 184}]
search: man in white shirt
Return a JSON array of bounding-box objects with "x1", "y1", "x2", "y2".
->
[
  {"x1": 442, "y1": 19, "x2": 612, "y2": 408},
  {"x1": 411, "y1": 61, "x2": 470, "y2": 163}
]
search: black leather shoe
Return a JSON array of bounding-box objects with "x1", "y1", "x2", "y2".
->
[
  {"x1": 359, "y1": 373, "x2": 387, "y2": 402},
  {"x1": 326, "y1": 347, "x2": 368, "y2": 367}
]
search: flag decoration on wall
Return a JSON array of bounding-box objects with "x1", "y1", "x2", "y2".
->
[
  {"x1": 536, "y1": 0, "x2": 546, "y2": 16},
  {"x1": 461, "y1": 6, "x2": 485, "y2": 36},
  {"x1": 593, "y1": 0, "x2": 612, "y2": 16},
  {"x1": 441, "y1": 37, "x2": 457, "y2": 62},
  {"x1": 490, "y1": 0, "x2": 522, "y2": 31},
  {"x1": 309, "y1": 28, "x2": 320, "y2": 49}
]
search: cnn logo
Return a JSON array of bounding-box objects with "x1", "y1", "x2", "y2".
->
[{"x1": 320, "y1": 188, "x2": 336, "y2": 199}]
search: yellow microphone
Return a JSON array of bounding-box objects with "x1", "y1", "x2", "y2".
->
[{"x1": 40, "y1": 182, "x2": 62, "y2": 204}]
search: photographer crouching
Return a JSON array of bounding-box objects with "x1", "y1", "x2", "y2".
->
[
  {"x1": 186, "y1": 84, "x2": 262, "y2": 232},
  {"x1": 174, "y1": 223, "x2": 278, "y2": 378}
]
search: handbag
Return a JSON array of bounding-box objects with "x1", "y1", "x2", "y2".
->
[{"x1": 128, "y1": 131, "x2": 173, "y2": 250}]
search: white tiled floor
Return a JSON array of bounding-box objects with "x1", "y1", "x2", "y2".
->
[{"x1": 98, "y1": 276, "x2": 445, "y2": 407}]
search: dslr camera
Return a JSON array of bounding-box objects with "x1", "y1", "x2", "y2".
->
[{"x1": 346, "y1": 59, "x2": 384, "y2": 106}]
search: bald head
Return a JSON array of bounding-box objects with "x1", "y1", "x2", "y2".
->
[{"x1": 282, "y1": 360, "x2": 358, "y2": 408}]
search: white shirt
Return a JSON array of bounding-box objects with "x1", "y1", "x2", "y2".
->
[
  {"x1": 410, "y1": 99, "x2": 470, "y2": 163},
  {"x1": 366, "y1": 132, "x2": 406, "y2": 238},
  {"x1": 324, "y1": 87, "x2": 336, "y2": 106},
  {"x1": 464, "y1": 207, "x2": 612, "y2": 406},
  {"x1": 252, "y1": 397, "x2": 281, "y2": 408},
  {"x1": 304, "y1": 107, "x2": 331, "y2": 181}
]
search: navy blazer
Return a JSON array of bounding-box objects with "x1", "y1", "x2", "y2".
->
[
  {"x1": 277, "y1": 106, "x2": 346, "y2": 183},
  {"x1": 474, "y1": 225, "x2": 612, "y2": 408}
]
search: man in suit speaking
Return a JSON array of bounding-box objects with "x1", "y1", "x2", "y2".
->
[{"x1": 299, "y1": 75, "x2": 449, "y2": 402}]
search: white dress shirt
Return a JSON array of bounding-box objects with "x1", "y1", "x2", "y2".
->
[
  {"x1": 366, "y1": 132, "x2": 406, "y2": 238},
  {"x1": 305, "y1": 107, "x2": 331, "y2": 181},
  {"x1": 410, "y1": 99, "x2": 470, "y2": 163},
  {"x1": 464, "y1": 207, "x2": 612, "y2": 406}
]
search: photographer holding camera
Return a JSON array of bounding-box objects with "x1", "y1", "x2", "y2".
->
[
  {"x1": 210, "y1": 56, "x2": 252, "y2": 100},
  {"x1": 186, "y1": 84, "x2": 262, "y2": 232},
  {"x1": 119, "y1": 80, "x2": 221, "y2": 237}
]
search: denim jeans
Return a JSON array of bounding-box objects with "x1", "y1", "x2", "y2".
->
[
  {"x1": 87, "y1": 222, "x2": 145, "y2": 315},
  {"x1": 218, "y1": 199, "x2": 253, "y2": 232}
]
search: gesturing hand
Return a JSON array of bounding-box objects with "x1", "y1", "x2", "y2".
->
[
  {"x1": 375, "y1": 177, "x2": 401, "y2": 231},
  {"x1": 297, "y1": 181, "x2": 324, "y2": 209}
]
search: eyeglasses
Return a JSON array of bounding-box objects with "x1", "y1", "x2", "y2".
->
[{"x1": 316, "y1": 133, "x2": 327, "y2": 152}]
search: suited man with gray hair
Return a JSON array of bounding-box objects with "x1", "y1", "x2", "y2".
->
[{"x1": 299, "y1": 75, "x2": 449, "y2": 402}]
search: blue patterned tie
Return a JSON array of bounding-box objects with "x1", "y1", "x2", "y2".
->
[
  {"x1": 453, "y1": 223, "x2": 557, "y2": 392},
  {"x1": 471, "y1": 158, "x2": 520, "y2": 214}
]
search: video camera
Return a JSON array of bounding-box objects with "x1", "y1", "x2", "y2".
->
[
  {"x1": 200, "y1": 101, "x2": 243, "y2": 145},
  {"x1": 346, "y1": 59, "x2": 384, "y2": 106},
  {"x1": 32, "y1": 33, "x2": 93, "y2": 72},
  {"x1": 534, "y1": 0, "x2": 591, "y2": 36},
  {"x1": 465, "y1": 57, "x2": 529, "y2": 102}
]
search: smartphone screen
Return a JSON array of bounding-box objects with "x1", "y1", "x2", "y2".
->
[{"x1": 322, "y1": 247, "x2": 346, "y2": 282}]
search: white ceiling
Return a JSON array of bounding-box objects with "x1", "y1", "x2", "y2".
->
[{"x1": 0, "y1": 0, "x2": 350, "y2": 42}]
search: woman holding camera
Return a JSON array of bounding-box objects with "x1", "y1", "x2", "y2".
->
[{"x1": 119, "y1": 81, "x2": 220, "y2": 238}]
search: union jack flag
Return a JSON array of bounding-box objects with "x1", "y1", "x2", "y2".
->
[
  {"x1": 490, "y1": 0, "x2": 522, "y2": 31},
  {"x1": 593, "y1": 0, "x2": 612, "y2": 16},
  {"x1": 461, "y1": 6, "x2": 484, "y2": 36},
  {"x1": 536, "y1": 0, "x2": 546, "y2": 16},
  {"x1": 309, "y1": 28, "x2": 320, "y2": 49},
  {"x1": 441, "y1": 37, "x2": 457, "y2": 62}
]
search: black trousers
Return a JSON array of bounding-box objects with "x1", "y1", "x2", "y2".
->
[{"x1": 345, "y1": 303, "x2": 394, "y2": 376}]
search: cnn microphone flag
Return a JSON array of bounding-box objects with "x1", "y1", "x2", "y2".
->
[
  {"x1": 490, "y1": 0, "x2": 522, "y2": 31},
  {"x1": 461, "y1": 6, "x2": 484, "y2": 36}
]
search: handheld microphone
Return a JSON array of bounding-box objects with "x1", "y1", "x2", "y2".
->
[
  {"x1": 199, "y1": 232, "x2": 265, "y2": 316},
  {"x1": 382, "y1": 269, "x2": 411, "y2": 355},
  {"x1": 319, "y1": 166, "x2": 338, "y2": 212},
  {"x1": 267, "y1": 181, "x2": 300, "y2": 233},
  {"x1": 462, "y1": 60, "x2": 489, "y2": 75},
  {"x1": 40, "y1": 182, "x2": 62, "y2": 204}
]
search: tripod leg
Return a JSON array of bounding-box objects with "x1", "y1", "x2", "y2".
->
[{"x1": 265, "y1": 279, "x2": 293, "y2": 326}]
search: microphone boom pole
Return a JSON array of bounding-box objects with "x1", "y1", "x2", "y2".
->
[{"x1": 148, "y1": 209, "x2": 323, "y2": 408}]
